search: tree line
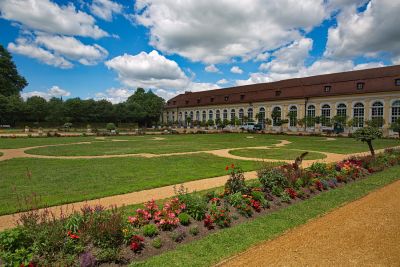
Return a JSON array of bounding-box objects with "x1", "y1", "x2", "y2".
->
[{"x1": 0, "y1": 45, "x2": 165, "y2": 127}]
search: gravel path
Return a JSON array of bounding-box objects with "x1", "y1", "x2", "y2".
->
[{"x1": 218, "y1": 180, "x2": 400, "y2": 267}]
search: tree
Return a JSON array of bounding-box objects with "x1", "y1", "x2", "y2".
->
[
  {"x1": 0, "y1": 44, "x2": 28, "y2": 96},
  {"x1": 26, "y1": 96, "x2": 48, "y2": 123},
  {"x1": 390, "y1": 118, "x2": 400, "y2": 138},
  {"x1": 353, "y1": 126, "x2": 383, "y2": 156}
]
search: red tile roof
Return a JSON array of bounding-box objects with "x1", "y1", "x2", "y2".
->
[{"x1": 166, "y1": 65, "x2": 400, "y2": 109}]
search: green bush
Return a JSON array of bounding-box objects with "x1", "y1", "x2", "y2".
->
[
  {"x1": 258, "y1": 167, "x2": 288, "y2": 193},
  {"x1": 188, "y1": 226, "x2": 199, "y2": 236},
  {"x1": 95, "y1": 247, "x2": 120, "y2": 262},
  {"x1": 151, "y1": 238, "x2": 162, "y2": 249},
  {"x1": 178, "y1": 212, "x2": 191, "y2": 226},
  {"x1": 224, "y1": 166, "x2": 248, "y2": 194},
  {"x1": 142, "y1": 224, "x2": 159, "y2": 237},
  {"x1": 106, "y1": 123, "x2": 116, "y2": 131},
  {"x1": 177, "y1": 189, "x2": 208, "y2": 221},
  {"x1": 0, "y1": 227, "x2": 34, "y2": 266},
  {"x1": 251, "y1": 191, "x2": 269, "y2": 208},
  {"x1": 308, "y1": 162, "x2": 329, "y2": 176}
]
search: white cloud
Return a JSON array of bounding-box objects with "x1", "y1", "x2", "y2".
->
[
  {"x1": 236, "y1": 59, "x2": 385, "y2": 86},
  {"x1": 133, "y1": 0, "x2": 327, "y2": 63},
  {"x1": 21, "y1": 85, "x2": 71, "y2": 100},
  {"x1": 8, "y1": 37, "x2": 73, "y2": 69},
  {"x1": 95, "y1": 87, "x2": 135, "y2": 103},
  {"x1": 105, "y1": 50, "x2": 220, "y2": 100},
  {"x1": 205, "y1": 64, "x2": 219, "y2": 73},
  {"x1": 325, "y1": 0, "x2": 400, "y2": 61},
  {"x1": 105, "y1": 50, "x2": 189, "y2": 89},
  {"x1": 35, "y1": 35, "x2": 108, "y2": 65},
  {"x1": 255, "y1": 52, "x2": 270, "y2": 62},
  {"x1": 217, "y1": 79, "x2": 229, "y2": 85},
  {"x1": 89, "y1": 0, "x2": 123, "y2": 21},
  {"x1": 259, "y1": 38, "x2": 313, "y2": 74},
  {"x1": 0, "y1": 0, "x2": 108, "y2": 38},
  {"x1": 230, "y1": 66, "x2": 243, "y2": 74}
]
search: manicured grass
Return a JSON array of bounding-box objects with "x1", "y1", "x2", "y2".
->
[
  {"x1": 24, "y1": 134, "x2": 281, "y2": 156},
  {"x1": 130, "y1": 166, "x2": 400, "y2": 267},
  {"x1": 0, "y1": 154, "x2": 272, "y2": 215},
  {"x1": 229, "y1": 148, "x2": 326, "y2": 160},
  {"x1": 0, "y1": 136, "x2": 95, "y2": 149},
  {"x1": 21, "y1": 134, "x2": 400, "y2": 156}
]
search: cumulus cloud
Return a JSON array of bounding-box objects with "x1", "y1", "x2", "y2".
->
[
  {"x1": 105, "y1": 50, "x2": 189, "y2": 89},
  {"x1": 217, "y1": 79, "x2": 229, "y2": 85},
  {"x1": 95, "y1": 87, "x2": 136, "y2": 103},
  {"x1": 230, "y1": 66, "x2": 243, "y2": 74},
  {"x1": 104, "y1": 50, "x2": 220, "y2": 100},
  {"x1": 0, "y1": 0, "x2": 108, "y2": 38},
  {"x1": 8, "y1": 37, "x2": 73, "y2": 69},
  {"x1": 35, "y1": 35, "x2": 108, "y2": 65},
  {"x1": 204, "y1": 64, "x2": 219, "y2": 73},
  {"x1": 325, "y1": 0, "x2": 400, "y2": 61},
  {"x1": 133, "y1": 0, "x2": 327, "y2": 63},
  {"x1": 89, "y1": 0, "x2": 123, "y2": 21},
  {"x1": 21, "y1": 85, "x2": 71, "y2": 100}
]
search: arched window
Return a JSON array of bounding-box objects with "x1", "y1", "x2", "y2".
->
[
  {"x1": 337, "y1": 103, "x2": 347, "y2": 117},
  {"x1": 216, "y1": 110, "x2": 221, "y2": 120},
  {"x1": 321, "y1": 104, "x2": 331, "y2": 127},
  {"x1": 172, "y1": 111, "x2": 175, "y2": 123},
  {"x1": 184, "y1": 111, "x2": 188, "y2": 121},
  {"x1": 258, "y1": 107, "x2": 265, "y2": 124},
  {"x1": 289, "y1": 106, "x2": 297, "y2": 127},
  {"x1": 353, "y1": 102, "x2": 364, "y2": 127},
  {"x1": 209, "y1": 110, "x2": 213, "y2": 121},
  {"x1": 247, "y1": 108, "x2": 253, "y2": 121},
  {"x1": 189, "y1": 111, "x2": 194, "y2": 120},
  {"x1": 392, "y1": 100, "x2": 400, "y2": 123},
  {"x1": 195, "y1": 111, "x2": 200, "y2": 121},
  {"x1": 239, "y1": 108, "x2": 244, "y2": 123},
  {"x1": 272, "y1": 106, "x2": 281, "y2": 126},
  {"x1": 307, "y1": 105, "x2": 316, "y2": 127},
  {"x1": 179, "y1": 112, "x2": 182, "y2": 123},
  {"x1": 371, "y1": 101, "x2": 384, "y2": 127},
  {"x1": 223, "y1": 109, "x2": 228, "y2": 120},
  {"x1": 202, "y1": 111, "x2": 206, "y2": 122},
  {"x1": 230, "y1": 109, "x2": 236, "y2": 122}
]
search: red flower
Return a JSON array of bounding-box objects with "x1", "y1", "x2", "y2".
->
[
  {"x1": 231, "y1": 163, "x2": 235, "y2": 169},
  {"x1": 225, "y1": 165, "x2": 229, "y2": 171}
]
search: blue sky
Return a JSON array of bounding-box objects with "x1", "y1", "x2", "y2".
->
[{"x1": 1, "y1": 0, "x2": 399, "y2": 102}]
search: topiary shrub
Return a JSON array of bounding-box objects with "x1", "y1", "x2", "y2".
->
[
  {"x1": 178, "y1": 212, "x2": 191, "y2": 226},
  {"x1": 188, "y1": 226, "x2": 199, "y2": 236},
  {"x1": 142, "y1": 224, "x2": 158, "y2": 237},
  {"x1": 353, "y1": 126, "x2": 383, "y2": 156},
  {"x1": 151, "y1": 237, "x2": 162, "y2": 249}
]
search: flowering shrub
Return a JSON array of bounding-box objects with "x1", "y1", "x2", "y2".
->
[
  {"x1": 208, "y1": 204, "x2": 231, "y2": 228},
  {"x1": 130, "y1": 235, "x2": 144, "y2": 252},
  {"x1": 250, "y1": 199, "x2": 262, "y2": 212},
  {"x1": 154, "y1": 209, "x2": 180, "y2": 231},
  {"x1": 314, "y1": 179, "x2": 323, "y2": 191},
  {"x1": 258, "y1": 167, "x2": 288, "y2": 195},
  {"x1": 203, "y1": 214, "x2": 214, "y2": 230},
  {"x1": 224, "y1": 164, "x2": 248, "y2": 194},
  {"x1": 285, "y1": 188, "x2": 297, "y2": 199},
  {"x1": 128, "y1": 209, "x2": 151, "y2": 227}
]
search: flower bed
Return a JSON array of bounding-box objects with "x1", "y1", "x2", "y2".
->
[{"x1": 1, "y1": 148, "x2": 400, "y2": 266}]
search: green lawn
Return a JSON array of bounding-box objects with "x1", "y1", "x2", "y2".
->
[
  {"x1": 131, "y1": 165, "x2": 400, "y2": 267},
  {"x1": 0, "y1": 154, "x2": 272, "y2": 215},
  {"x1": 229, "y1": 148, "x2": 326, "y2": 160},
  {"x1": 20, "y1": 134, "x2": 399, "y2": 156},
  {"x1": 0, "y1": 136, "x2": 95, "y2": 149}
]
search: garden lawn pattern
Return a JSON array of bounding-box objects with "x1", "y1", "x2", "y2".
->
[
  {"x1": 219, "y1": 179, "x2": 400, "y2": 267},
  {"x1": 228, "y1": 148, "x2": 326, "y2": 160}
]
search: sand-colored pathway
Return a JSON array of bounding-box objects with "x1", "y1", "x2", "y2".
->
[{"x1": 218, "y1": 180, "x2": 400, "y2": 267}]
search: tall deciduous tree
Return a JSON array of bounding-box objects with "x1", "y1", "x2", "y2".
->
[{"x1": 0, "y1": 44, "x2": 28, "y2": 96}]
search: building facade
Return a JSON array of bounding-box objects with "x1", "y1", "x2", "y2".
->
[{"x1": 163, "y1": 65, "x2": 400, "y2": 136}]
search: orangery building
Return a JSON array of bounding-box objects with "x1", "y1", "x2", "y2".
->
[{"x1": 163, "y1": 65, "x2": 400, "y2": 136}]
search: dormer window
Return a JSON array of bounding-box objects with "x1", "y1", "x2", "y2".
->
[
  {"x1": 185, "y1": 100, "x2": 189, "y2": 105},
  {"x1": 324, "y1": 85, "x2": 331, "y2": 92},
  {"x1": 396, "y1": 79, "x2": 400, "y2": 86},
  {"x1": 173, "y1": 101, "x2": 176, "y2": 105},
  {"x1": 224, "y1": 96, "x2": 229, "y2": 101},
  {"x1": 240, "y1": 94, "x2": 245, "y2": 100},
  {"x1": 357, "y1": 82, "x2": 364, "y2": 90},
  {"x1": 210, "y1": 97, "x2": 214, "y2": 103},
  {"x1": 167, "y1": 101, "x2": 170, "y2": 106},
  {"x1": 275, "y1": 90, "x2": 281, "y2": 96},
  {"x1": 197, "y1": 98, "x2": 201, "y2": 104}
]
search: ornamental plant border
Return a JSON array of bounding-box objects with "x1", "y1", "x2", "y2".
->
[{"x1": 1, "y1": 149, "x2": 400, "y2": 266}]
